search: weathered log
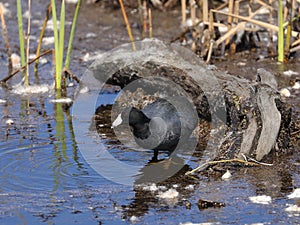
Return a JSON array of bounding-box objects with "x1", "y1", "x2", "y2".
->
[{"x1": 91, "y1": 39, "x2": 292, "y2": 163}]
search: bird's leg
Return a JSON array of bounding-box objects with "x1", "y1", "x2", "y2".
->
[{"x1": 150, "y1": 150, "x2": 159, "y2": 162}]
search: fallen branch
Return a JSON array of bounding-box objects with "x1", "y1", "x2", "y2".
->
[
  {"x1": 185, "y1": 158, "x2": 271, "y2": 175},
  {"x1": 0, "y1": 49, "x2": 53, "y2": 85}
]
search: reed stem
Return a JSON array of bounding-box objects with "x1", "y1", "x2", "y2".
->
[
  {"x1": 17, "y1": 0, "x2": 25, "y2": 69},
  {"x1": 59, "y1": 0, "x2": 65, "y2": 88},
  {"x1": 118, "y1": 0, "x2": 136, "y2": 51},
  {"x1": 148, "y1": 8, "x2": 152, "y2": 38},
  {"x1": 51, "y1": 0, "x2": 63, "y2": 89},
  {"x1": 278, "y1": 0, "x2": 284, "y2": 62},
  {"x1": 181, "y1": 0, "x2": 186, "y2": 29},
  {"x1": 35, "y1": 3, "x2": 51, "y2": 73},
  {"x1": 65, "y1": 0, "x2": 81, "y2": 70},
  {"x1": 25, "y1": 0, "x2": 31, "y2": 86}
]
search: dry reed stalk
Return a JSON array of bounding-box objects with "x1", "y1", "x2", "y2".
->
[
  {"x1": 226, "y1": 0, "x2": 234, "y2": 45},
  {"x1": 202, "y1": 0, "x2": 208, "y2": 23},
  {"x1": 35, "y1": 3, "x2": 51, "y2": 73},
  {"x1": 119, "y1": 0, "x2": 136, "y2": 51},
  {"x1": 148, "y1": 8, "x2": 152, "y2": 38},
  {"x1": 256, "y1": 0, "x2": 274, "y2": 10},
  {"x1": 206, "y1": 9, "x2": 214, "y2": 61},
  {"x1": 209, "y1": 9, "x2": 214, "y2": 34},
  {"x1": 216, "y1": 2, "x2": 228, "y2": 11},
  {"x1": 212, "y1": 9, "x2": 300, "y2": 38},
  {"x1": 0, "y1": 3, "x2": 12, "y2": 75},
  {"x1": 214, "y1": 7, "x2": 262, "y2": 46},
  {"x1": 143, "y1": 0, "x2": 147, "y2": 35},
  {"x1": 230, "y1": 0, "x2": 240, "y2": 54},
  {"x1": 284, "y1": 0, "x2": 288, "y2": 22},
  {"x1": 268, "y1": 0, "x2": 274, "y2": 46},
  {"x1": 291, "y1": 38, "x2": 300, "y2": 46},
  {"x1": 164, "y1": 0, "x2": 177, "y2": 9},
  {"x1": 290, "y1": 44, "x2": 300, "y2": 52},
  {"x1": 206, "y1": 41, "x2": 214, "y2": 63},
  {"x1": 203, "y1": 21, "x2": 227, "y2": 29},
  {"x1": 190, "y1": 0, "x2": 196, "y2": 26},
  {"x1": 284, "y1": 1, "x2": 293, "y2": 57},
  {"x1": 181, "y1": 0, "x2": 186, "y2": 29},
  {"x1": 138, "y1": 0, "x2": 144, "y2": 37},
  {"x1": 25, "y1": 0, "x2": 31, "y2": 86}
]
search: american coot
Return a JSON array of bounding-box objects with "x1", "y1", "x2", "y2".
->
[{"x1": 112, "y1": 97, "x2": 198, "y2": 161}]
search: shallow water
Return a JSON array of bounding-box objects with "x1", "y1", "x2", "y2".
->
[{"x1": 0, "y1": 1, "x2": 300, "y2": 224}]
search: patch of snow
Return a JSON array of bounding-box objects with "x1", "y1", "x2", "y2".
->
[
  {"x1": 0, "y1": 3, "x2": 11, "y2": 16},
  {"x1": 157, "y1": 188, "x2": 179, "y2": 199},
  {"x1": 12, "y1": 84, "x2": 52, "y2": 95},
  {"x1": 185, "y1": 184, "x2": 195, "y2": 191},
  {"x1": 292, "y1": 82, "x2": 300, "y2": 90},
  {"x1": 142, "y1": 183, "x2": 158, "y2": 192},
  {"x1": 42, "y1": 36, "x2": 55, "y2": 45},
  {"x1": 79, "y1": 86, "x2": 89, "y2": 94},
  {"x1": 221, "y1": 170, "x2": 232, "y2": 180},
  {"x1": 287, "y1": 188, "x2": 300, "y2": 199},
  {"x1": 50, "y1": 98, "x2": 73, "y2": 104},
  {"x1": 237, "y1": 62, "x2": 246, "y2": 66},
  {"x1": 11, "y1": 53, "x2": 21, "y2": 68},
  {"x1": 280, "y1": 88, "x2": 291, "y2": 97},
  {"x1": 249, "y1": 195, "x2": 272, "y2": 205},
  {"x1": 66, "y1": 0, "x2": 78, "y2": 3},
  {"x1": 5, "y1": 119, "x2": 14, "y2": 125},
  {"x1": 23, "y1": 10, "x2": 30, "y2": 19},
  {"x1": 129, "y1": 215, "x2": 139, "y2": 223},
  {"x1": 283, "y1": 70, "x2": 299, "y2": 76},
  {"x1": 0, "y1": 99, "x2": 6, "y2": 104},
  {"x1": 86, "y1": 32, "x2": 97, "y2": 39},
  {"x1": 285, "y1": 204, "x2": 300, "y2": 213}
]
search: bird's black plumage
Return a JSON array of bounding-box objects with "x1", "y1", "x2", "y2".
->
[{"x1": 112, "y1": 97, "x2": 198, "y2": 160}]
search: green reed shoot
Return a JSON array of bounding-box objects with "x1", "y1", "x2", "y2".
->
[
  {"x1": 25, "y1": 0, "x2": 31, "y2": 86},
  {"x1": 17, "y1": 0, "x2": 25, "y2": 70},
  {"x1": 277, "y1": 0, "x2": 284, "y2": 62},
  {"x1": 51, "y1": 0, "x2": 62, "y2": 89},
  {"x1": 65, "y1": 0, "x2": 81, "y2": 70},
  {"x1": 51, "y1": 0, "x2": 81, "y2": 90}
]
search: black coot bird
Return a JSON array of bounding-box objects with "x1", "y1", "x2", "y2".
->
[{"x1": 112, "y1": 97, "x2": 198, "y2": 161}]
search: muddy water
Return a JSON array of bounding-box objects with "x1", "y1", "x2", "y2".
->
[{"x1": 0, "y1": 1, "x2": 299, "y2": 224}]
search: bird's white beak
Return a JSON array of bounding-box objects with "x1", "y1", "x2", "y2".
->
[{"x1": 111, "y1": 113, "x2": 123, "y2": 128}]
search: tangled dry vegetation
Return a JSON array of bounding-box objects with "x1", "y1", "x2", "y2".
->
[{"x1": 100, "y1": 0, "x2": 300, "y2": 62}]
